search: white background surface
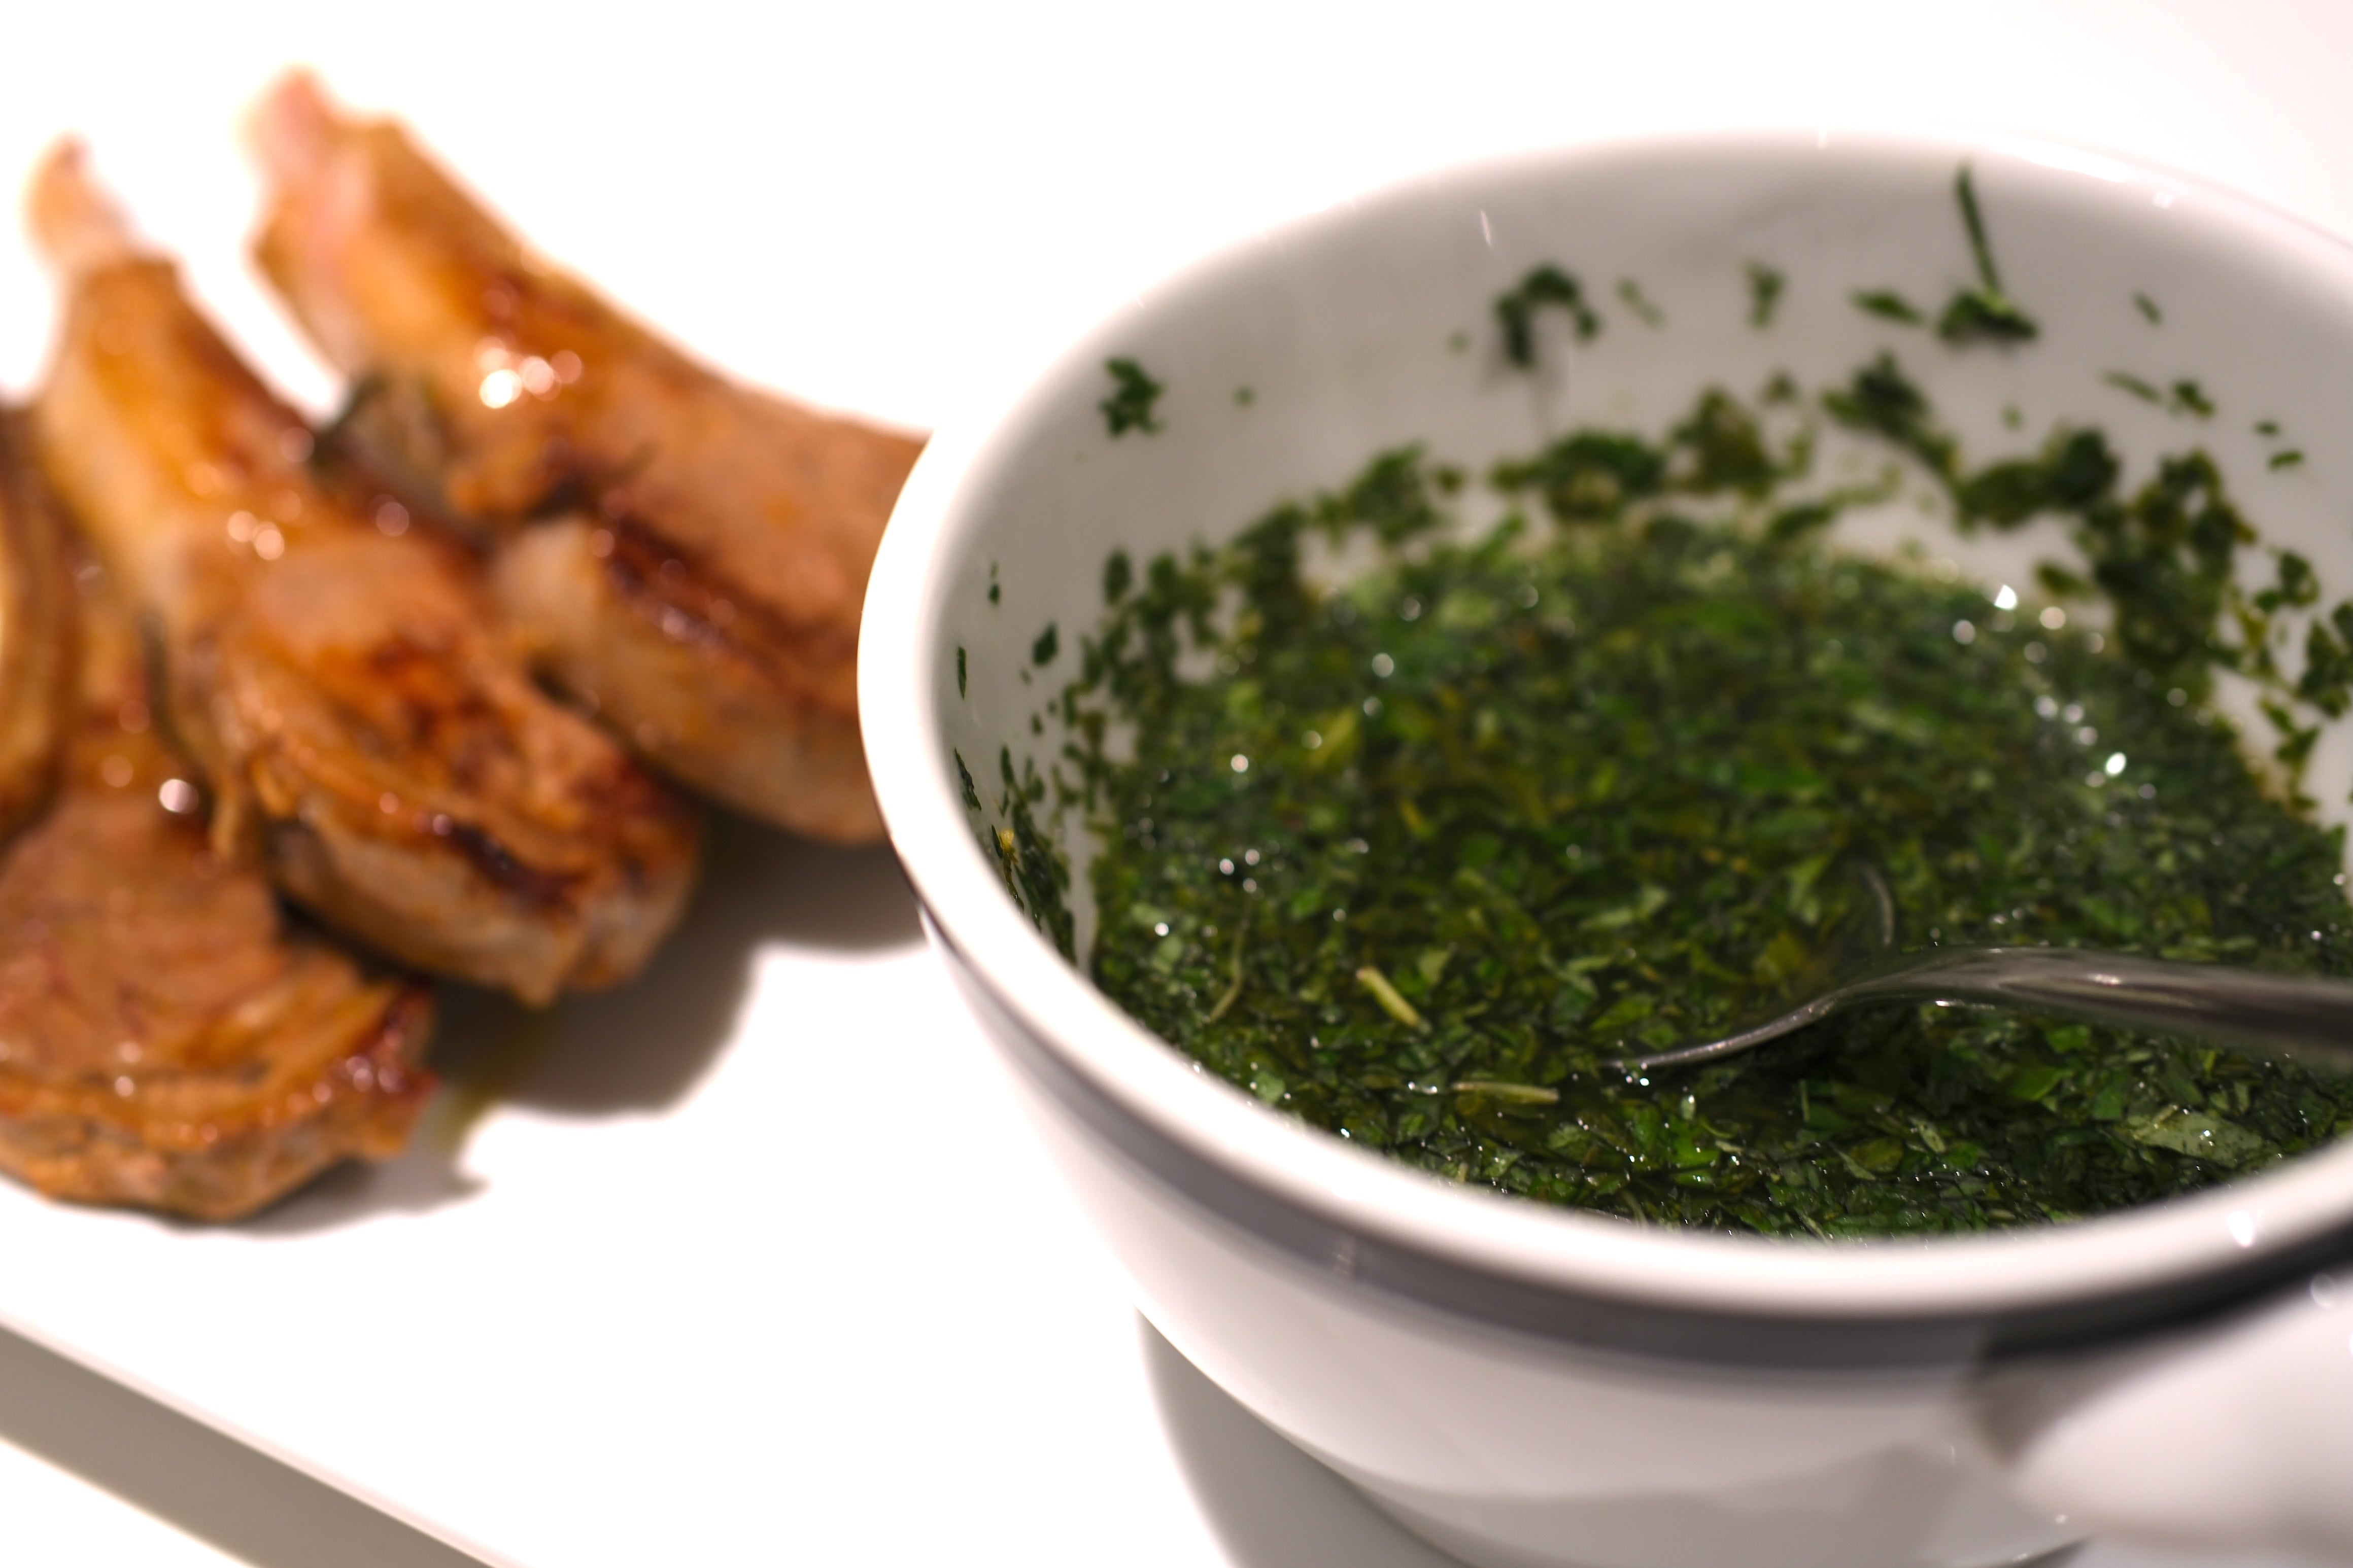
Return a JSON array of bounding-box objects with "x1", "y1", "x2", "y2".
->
[{"x1": 0, "y1": 3, "x2": 2347, "y2": 1563}]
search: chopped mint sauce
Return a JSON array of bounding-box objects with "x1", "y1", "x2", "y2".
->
[{"x1": 1056, "y1": 381, "x2": 2353, "y2": 1237}]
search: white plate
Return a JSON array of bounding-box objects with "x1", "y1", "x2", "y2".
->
[{"x1": 0, "y1": 820, "x2": 1238, "y2": 1565}]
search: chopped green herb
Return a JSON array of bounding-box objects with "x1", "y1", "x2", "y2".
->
[
  {"x1": 1939, "y1": 290, "x2": 2041, "y2": 344},
  {"x1": 2103, "y1": 371, "x2": 2163, "y2": 405},
  {"x1": 1493, "y1": 431, "x2": 1666, "y2": 522},
  {"x1": 1617, "y1": 278, "x2": 1666, "y2": 327},
  {"x1": 2135, "y1": 292, "x2": 2163, "y2": 325},
  {"x1": 1824, "y1": 353, "x2": 1954, "y2": 476},
  {"x1": 2256, "y1": 420, "x2": 2281, "y2": 437},
  {"x1": 1104, "y1": 548, "x2": 1133, "y2": 604},
  {"x1": 2171, "y1": 380, "x2": 2214, "y2": 419},
  {"x1": 2256, "y1": 551, "x2": 2320, "y2": 615},
  {"x1": 978, "y1": 746, "x2": 1072, "y2": 959},
  {"x1": 1951, "y1": 167, "x2": 2007, "y2": 294},
  {"x1": 1851, "y1": 290, "x2": 1925, "y2": 326},
  {"x1": 1455, "y1": 1080, "x2": 1559, "y2": 1106},
  {"x1": 1951, "y1": 428, "x2": 2117, "y2": 531},
  {"x1": 1033, "y1": 623, "x2": 1060, "y2": 666},
  {"x1": 1937, "y1": 164, "x2": 2040, "y2": 344},
  {"x1": 1745, "y1": 261, "x2": 1785, "y2": 328},
  {"x1": 1356, "y1": 964, "x2": 1425, "y2": 1029},
  {"x1": 1235, "y1": 387, "x2": 1256, "y2": 407},
  {"x1": 957, "y1": 646, "x2": 968, "y2": 699},
  {"x1": 1495, "y1": 265, "x2": 1600, "y2": 367},
  {"x1": 1101, "y1": 358, "x2": 1165, "y2": 437},
  {"x1": 1205, "y1": 913, "x2": 1250, "y2": 1023},
  {"x1": 2271, "y1": 449, "x2": 2306, "y2": 471},
  {"x1": 2296, "y1": 603, "x2": 2353, "y2": 716}
]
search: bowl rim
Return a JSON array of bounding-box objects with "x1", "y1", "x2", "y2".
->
[{"x1": 861, "y1": 123, "x2": 2353, "y2": 1341}]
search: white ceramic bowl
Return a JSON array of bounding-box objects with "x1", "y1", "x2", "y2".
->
[{"x1": 862, "y1": 130, "x2": 2353, "y2": 1568}]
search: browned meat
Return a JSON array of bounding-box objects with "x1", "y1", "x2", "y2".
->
[
  {"x1": 27, "y1": 142, "x2": 702, "y2": 1005},
  {"x1": 0, "y1": 416, "x2": 73, "y2": 841},
  {"x1": 0, "y1": 431, "x2": 434, "y2": 1221},
  {"x1": 249, "y1": 73, "x2": 919, "y2": 843}
]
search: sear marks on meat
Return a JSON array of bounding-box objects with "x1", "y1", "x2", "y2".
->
[
  {"x1": 249, "y1": 72, "x2": 920, "y2": 843},
  {"x1": 0, "y1": 414, "x2": 74, "y2": 842},
  {"x1": 0, "y1": 438, "x2": 434, "y2": 1221},
  {"x1": 488, "y1": 517, "x2": 876, "y2": 839},
  {"x1": 26, "y1": 142, "x2": 703, "y2": 1005}
]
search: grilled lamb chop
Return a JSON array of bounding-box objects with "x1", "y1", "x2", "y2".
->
[
  {"x1": 0, "y1": 432, "x2": 433, "y2": 1220},
  {"x1": 249, "y1": 72, "x2": 918, "y2": 843},
  {"x1": 27, "y1": 142, "x2": 701, "y2": 1005},
  {"x1": 0, "y1": 416, "x2": 73, "y2": 841}
]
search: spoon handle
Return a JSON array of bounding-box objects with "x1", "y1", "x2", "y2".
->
[{"x1": 1844, "y1": 947, "x2": 2353, "y2": 1074}]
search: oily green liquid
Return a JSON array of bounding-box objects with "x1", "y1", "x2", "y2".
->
[
  {"x1": 1058, "y1": 401, "x2": 2353, "y2": 1238},
  {"x1": 968, "y1": 167, "x2": 2353, "y2": 1236}
]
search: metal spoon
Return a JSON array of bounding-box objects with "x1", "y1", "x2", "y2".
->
[{"x1": 1623, "y1": 863, "x2": 2353, "y2": 1076}]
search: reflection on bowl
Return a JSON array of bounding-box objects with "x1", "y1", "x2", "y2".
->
[{"x1": 863, "y1": 131, "x2": 2353, "y2": 1568}]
